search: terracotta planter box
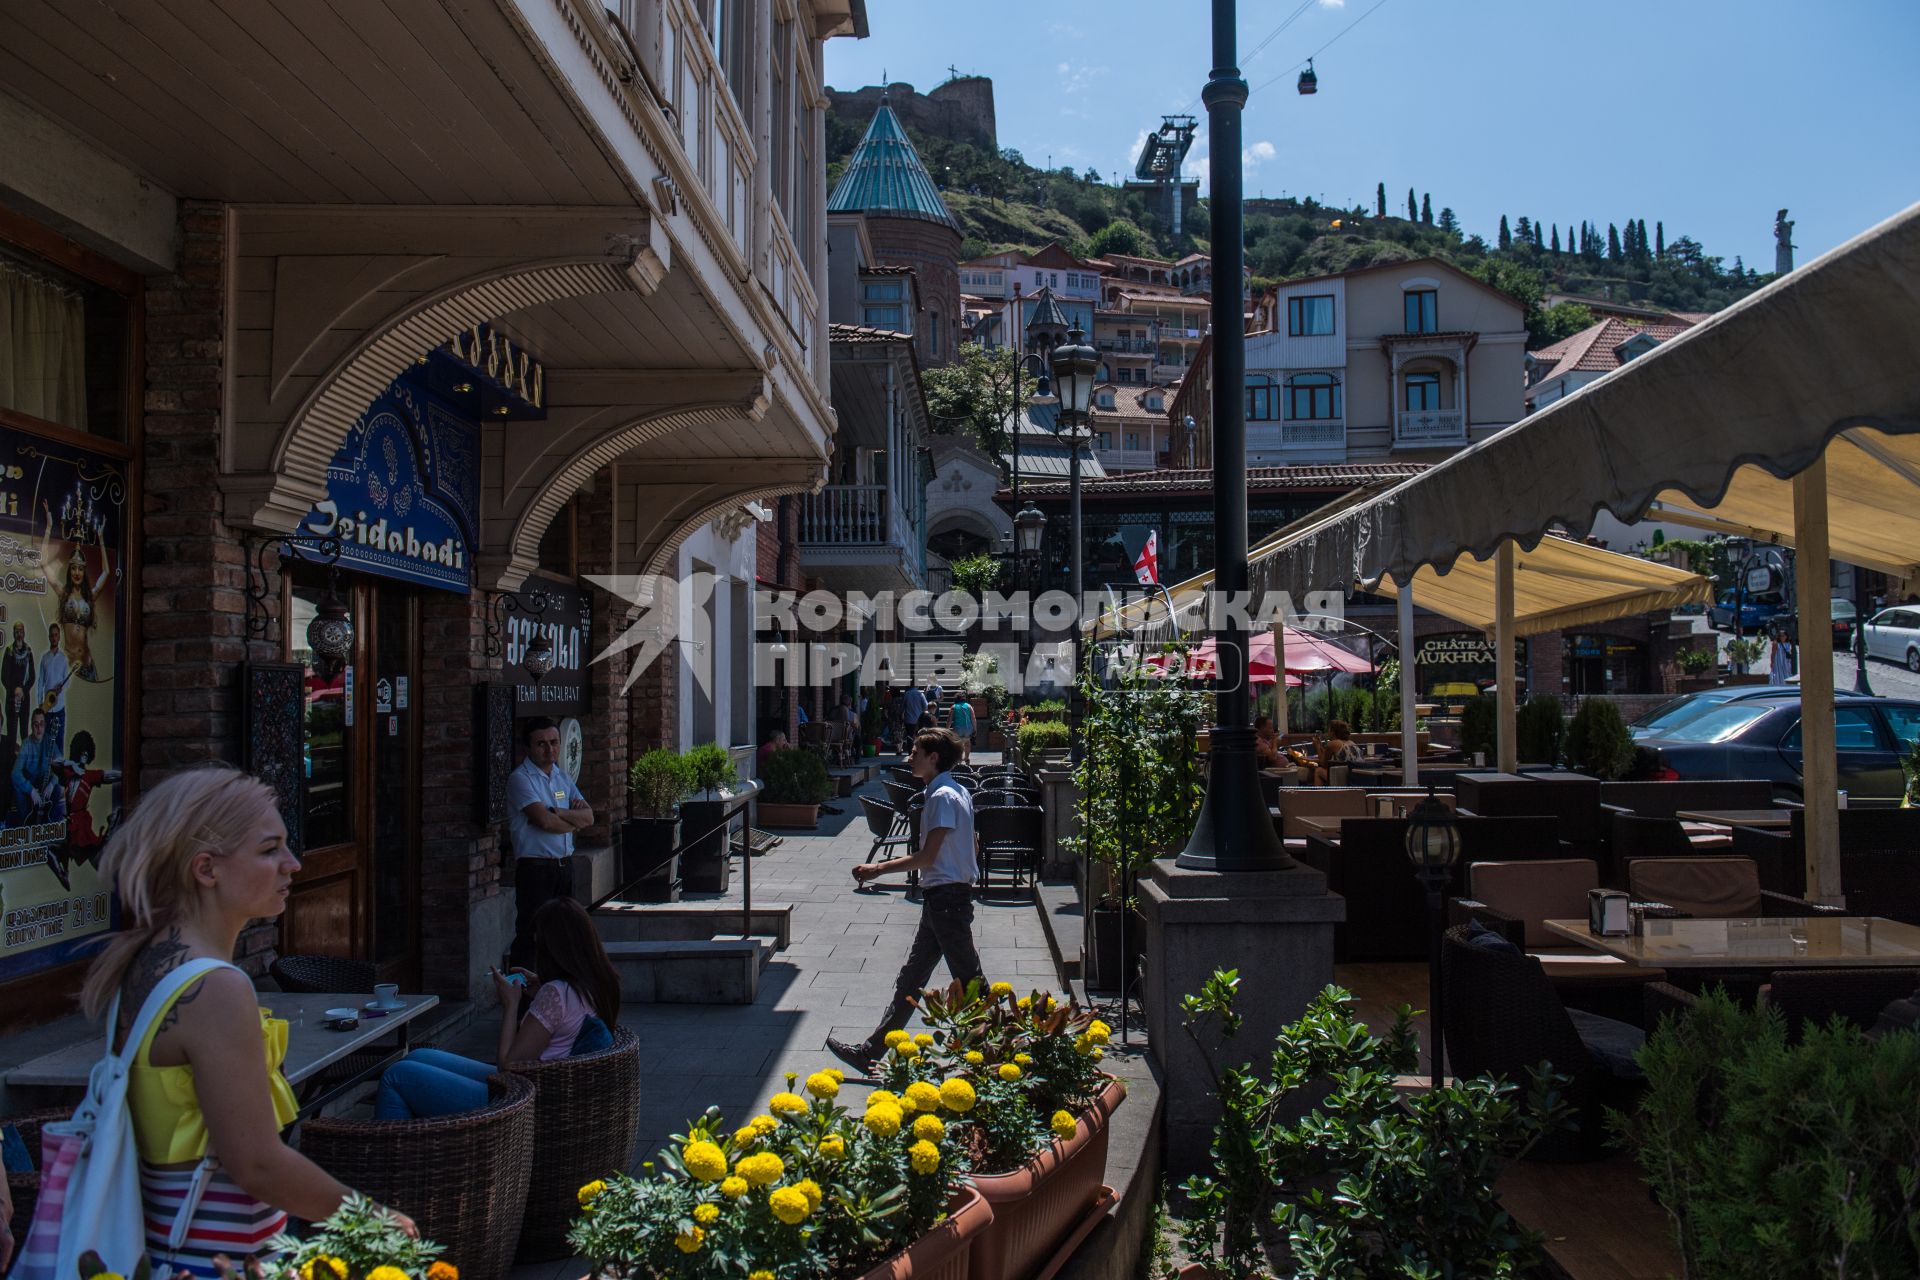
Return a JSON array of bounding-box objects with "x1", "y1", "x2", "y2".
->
[
  {"x1": 868, "y1": 1186, "x2": 995, "y2": 1280},
  {"x1": 758, "y1": 801, "x2": 821, "y2": 829},
  {"x1": 966, "y1": 1075, "x2": 1127, "y2": 1280}
]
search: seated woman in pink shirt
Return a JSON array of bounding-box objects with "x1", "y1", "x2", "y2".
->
[{"x1": 375, "y1": 897, "x2": 620, "y2": 1119}]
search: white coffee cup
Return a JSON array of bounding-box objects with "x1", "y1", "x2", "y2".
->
[
  {"x1": 1837, "y1": 790, "x2": 1849, "y2": 810},
  {"x1": 1472, "y1": 752, "x2": 1486, "y2": 768},
  {"x1": 373, "y1": 982, "x2": 400, "y2": 1008}
]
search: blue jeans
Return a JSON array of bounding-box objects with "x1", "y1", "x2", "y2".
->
[{"x1": 374, "y1": 1049, "x2": 495, "y2": 1120}]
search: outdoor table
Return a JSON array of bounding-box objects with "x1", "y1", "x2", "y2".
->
[
  {"x1": 1674, "y1": 808, "x2": 1796, "y2": 830},
  {"x1": 1542, "y1": 917, "x2": 1920, "y2": 968},
  {"x1": 5, "y1": 991, "x2": 440, "y2": 1118},
  {"x1": 1295, "y1": 815, "x2": 1350, "y2": 841}
]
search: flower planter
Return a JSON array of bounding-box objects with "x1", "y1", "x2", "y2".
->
[
  {"x1": 1087, "y1": 907, "x2": 1144, "y2": 994},
  {"x1": 758, "y1": 801, "x2": 821, "y2": 829},
  {"x1": 966, "y1": 1075, "x2": 1127, "y2": 1280},
  {"x1": 868, "y1": 1185, "x2": 995, "y2": 1280},
  {"x1": 618, "y1": 816, "x2": 680, "y2": 901}
]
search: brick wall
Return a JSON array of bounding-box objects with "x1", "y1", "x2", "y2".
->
[
  {"x1": 418, "y1": 590, "x2": 502, "y2": 994},
  {"x1": 575, "y1": 480, "x2": 629, "y2": 837},
  {"x1": 867, "y1": 218, "x2": 963, "y2": 368}
]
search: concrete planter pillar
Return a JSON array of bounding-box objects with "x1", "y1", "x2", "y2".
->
[
  {"x1": 1138, "y1": 858, "x2": 1344, "y2": 1173},
  {"x1": 1039, "y1": 768, "x2": 1080, "y2": 880}
]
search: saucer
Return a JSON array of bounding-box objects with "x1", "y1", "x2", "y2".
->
[
  {"x1": 365, "y1": 997, "x2": 406, "y2": 1011},
  {"x1": 324, "y1": 1007, "x2": 359, "y2": 1020}
]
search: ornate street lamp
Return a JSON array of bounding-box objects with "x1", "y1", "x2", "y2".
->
[
  {"x1": 1014, "y1": 501, "x2": 1048, "y2": 692},
  {"x1": 306, "y1": 586, "x2": 353, "y2": 683},
  {"x1": 1050, "y1": 323, "x2": 1099, "y2": 760},
  {"x1": 1404, "y1": 785, "x2": 1461, "y2": 1089}
]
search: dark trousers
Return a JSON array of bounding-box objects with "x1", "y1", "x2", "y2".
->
[
  {"x1": 511, "y1": 857, "x2": 574, "y2": 969},
  {"x1": 866, "y1": 883, "x2": 982, "y2": 1053}
]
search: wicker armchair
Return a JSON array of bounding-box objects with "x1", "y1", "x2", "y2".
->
[
  {"x1": 5, "y1": 1107, "x2": 71, "y2": 1238},
  {"x1": 1765, "y1": 966, "x2": 1920, "y2": 1037},
  {"x1": 299, "y1": 1073, "x2": 535, "y2": 1280},
  {"x1": 975, "y1": 804, "x2": 1043, "y2": 894},
  {"x1": 271, "y1": 953, "x2": 376, "y2": 994},
  {"x1": 513, "y1": 1024, "x2": 643, "y2": 1260}
]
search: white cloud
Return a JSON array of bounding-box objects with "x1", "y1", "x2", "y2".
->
[
  {"x1": 1243, "y1": 140, "x2": 1277, "y2": 166},
  {"x1": 1319, "y1": 0, "x2": 1346, "y2": 8},
  {"x1": 1056, "y1": 62, "x2": 1108, "y2": 97}
]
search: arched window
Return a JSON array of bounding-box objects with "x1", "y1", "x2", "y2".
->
[
  {"x1": 1285, "y1": 372, "x2": 1341, "y2": 420},
  {"x1": 1404, "y1": 371, "x2": 1441, "y2": 411},
  {"x1": 1245, "y1": 374, "x2": 1279, "y2": 421},
  {"x1": 929, "y1": 308, "x2": 942, "y2": 357}
]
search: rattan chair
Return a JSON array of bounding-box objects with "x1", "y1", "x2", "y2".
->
[
  {"x1": 513, "y1": 1024, "x2": 643, "y2": 1259},
  {"x1": 861, "y1": 794, "x2": 912, "y2": 863},
  {"x1": 976, "y1": 805, "x2": 1043, "y2": 894},
  {"x1": 299, "y1": 1073, "x2": 535, "y2": 1280},
  {"x1": 270, "y1": 953, "x2": 376, "y2": 994},
  {"x1": 4, "y1": 1107, "x2": 70, "y2": 1238}
]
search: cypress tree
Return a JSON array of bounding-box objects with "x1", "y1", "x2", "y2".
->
[
  {"x1": 1533, "y1": 221, "x2": 1544, "y2": 249},
  {"x1": 1408, "y1": 188, "x2": 1418, "y2": 220},
  {"x1": 1376, "y1": 182, "x2": 1386, "y2": 217},
  {"x1": 1607, "y1": 223, "x2": 1622, "y2": 260},
  {"x1": 1516, "y1": 216, "x2": 1532, "y2": 242},
  {"x1": 1550, "y1": 224, "x2": 1560, "y2": 253},
  {"x1": 1438, "y1": 207, "x2": 1458, "y2": 233},
  {"x1": 1656, "y1": 220, "x2": 1665, "y2": 259},
  {"x1": 1637, "y1": 219, "x2": 1650, "y2": 260},
  {"x1": 1421, "y1": 193, "x2": 1432, "y2": 224},
  {"x1": 1498, "y1": 215, "x2": 1511, "y2": 250}
]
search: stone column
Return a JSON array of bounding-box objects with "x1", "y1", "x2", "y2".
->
[{"x1": 1139, "y1": 857, "x2": 1343, "y2": 1173}]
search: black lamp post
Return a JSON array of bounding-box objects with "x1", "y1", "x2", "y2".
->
[
  {"x1": 1404, "y1": 785, "x2": 1461, "y2": 1090},
  {"x1": 1050, "y1": 323, "x2": 1099, "y2": 758},
  {"x1": 1853, "y1": 579, "x2": 1876, "y2": 696},
  {"x1": 1177, "y1": 0, "x2": 1292, "y2": 871},
  {"x1": 1014, "y1": 500, "x2": 1048, "y2": 694}
]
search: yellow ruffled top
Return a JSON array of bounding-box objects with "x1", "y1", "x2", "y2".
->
[{"x1": 128, "y1": 975, "x2": 300, "y2": 1164}]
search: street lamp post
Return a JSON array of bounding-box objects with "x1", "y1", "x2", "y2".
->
[
  {"x1": 1405, "y1": 786, "x2": 1461, "y2": 1090},
  {"x1": 1014, "y1": 499, "x2": 1048, "y2": 695},
  {"x1": 1049, "y1": 324, "x2": 1099, "y2": 760},
  {"x1": 1178, "y1": 0, "x2": 1291, "y2": 871}
]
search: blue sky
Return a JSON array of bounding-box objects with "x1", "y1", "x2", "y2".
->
[{"x1": 828, "y1": 0, "x2": 1920, "y2": 269}]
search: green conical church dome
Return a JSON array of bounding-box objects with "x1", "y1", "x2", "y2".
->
[{"x1": 827, "y1": 96, "x2": 959, "y2": 229}]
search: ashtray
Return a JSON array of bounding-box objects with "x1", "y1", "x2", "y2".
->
[{"x1": 323, "y1": 1008, "x2": 360, "y2": 1031}]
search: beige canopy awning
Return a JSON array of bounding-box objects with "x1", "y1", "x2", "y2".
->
[{"x1": 1367, "y1": 535, "x2": 1712, "y2": 636}]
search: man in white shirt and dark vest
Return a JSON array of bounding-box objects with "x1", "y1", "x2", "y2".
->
[
  {"x1": 506, "y1": 717, "x2": 593, "y2": 967},
  {"x1": 828, "y1": 726, "x2": 980, "y2": 1074}
]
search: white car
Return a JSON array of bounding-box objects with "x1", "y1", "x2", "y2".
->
[{"x1": 1861, "y1": 605, "x2": 1920, "y2": 672}]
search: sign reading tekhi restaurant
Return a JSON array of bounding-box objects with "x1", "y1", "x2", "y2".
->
[
  {"x1": 299, "y1": 370, "x2": 482, "y2": 593},
  {"x1": 507, "y1": 580, "x2": 593, "y2": 718}
]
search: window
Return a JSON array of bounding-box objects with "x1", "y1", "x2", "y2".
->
[
  {"x1": 1287, "y1": 294, "x2": 1335, "y2": 336},
  {"x1": 929, "y1": 309, "x2": 942, "y2": 357},
  {"x1": 1097, "y1": 392, "x2": 1115, "y2": 408},
  {"x1": 1146, "y1": 394, "x2": 1163, "y2": 411},
  {"x1": 1882, "y1": 703, "x2": 1920, "y2": 749},
  {"x1": 1783, "y1": 708, "x2": 1883, "y2": 752},
  {"x1": 709, "y1": 0, "x2": 750, "y2": 114},
  {"x1": 1404, "y1": 289, "x2": 1439, "y2": 333},
  {"x1": 1285, "y1": 373, "x2": 1341, "y2": 420},
  {"x1": 1096, "y1": 432, "x2": 1112, "y2": 449},
  {"x1": 1245, "y1": 375, "x2": 1279, "y2": 421},
  {"x1": 863, "y1": 305, "x2": 904, "y2": 328},
  {"x1": 1404, "y1": 372, "x2": 1441, "y2": 412},
  {"x1": 1124, "y1": 432, "x2": 1140, "y2": 451},
  {"x1": 863, "y1": 280, "x2": 903, "y2": 301},
  {"x1": 771, "y1": 16, "x2": 793, "y2": 223},
  {"x1": 0, "y1": 241, "x2": 131, "y2": 439}
]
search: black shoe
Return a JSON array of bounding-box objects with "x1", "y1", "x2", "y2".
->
[{"x1": 826, "y1": 1036, "x2": 875, "y2": 1076}]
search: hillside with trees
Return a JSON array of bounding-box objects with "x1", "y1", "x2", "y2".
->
[{"x1": 826, "y1": 106, "x2": 1772, "y2": 347}]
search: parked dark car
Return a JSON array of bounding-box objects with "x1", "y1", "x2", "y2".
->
[
  {"x1": 1638, "y1": 693, "x2": 1920, "y2": 802},
  {"x1": 1628, "y1": 685, "x2": 1799, "y2": 741},
  {"x1": 1708, "y1": 590, "x2": 1788, "y2": 632},
  {"x1": 1773, "y1": 600, "x2": 1858, "y2": 651}
]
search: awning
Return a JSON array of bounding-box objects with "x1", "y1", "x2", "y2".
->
[
  {"x1": 1242, "y1": 201, "x2": 1920, "y2": 598},
  {"x1": 1367, "y1": 535, "x2": 1714, "y2": 636}
]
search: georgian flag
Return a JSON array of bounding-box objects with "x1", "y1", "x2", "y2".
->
[{"x1": 1133, "y1": 530, "x2": 1159, "y2": 585}]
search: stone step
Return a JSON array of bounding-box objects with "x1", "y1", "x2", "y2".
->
[
  {"x1": 605, "y1": 936, "x2": 772, "y2": 1005},
  {"x1": 594, "y1": 901, "x2": 792, "y2": 950}
]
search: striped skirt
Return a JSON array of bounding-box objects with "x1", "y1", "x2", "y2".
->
[{"x1": 141, "y1": 1162, "x2": 287, "y2": 1278}]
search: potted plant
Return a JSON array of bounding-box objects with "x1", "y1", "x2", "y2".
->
[
  {"x1": 1566, "y1": 697, "x2": 1635, "y2": 779},
  {"x1": 679, "y1": 742, "x2": 743, "y2": 892},
  {"x1": 759, "y1": 747, "x2": 834, "y2": 829},
  {"x1": 1015, "y1": 718, "x2": 1070, "y2": 767},
  {"x1": 568, "y1": 1069, "x2": 989, "y2": 1280},
  {"x1": 875, "y1": 981, "x2": 1124, "y2": 1280},
  {"x1": 217, "y1": 1193, "x2": 456, "y2": 1279},
  {"x1": 623, "y1": 748, "x2": 693, "y2": 901},
  {"x1": 1674, "y1": 644, "x2": 1717, "y2": 690},
  {"x1": 1515, "y1": 695, "x2": 1566, "y2": 767}
]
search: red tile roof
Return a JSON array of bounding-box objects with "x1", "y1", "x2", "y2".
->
[
  {"x1": 1531, "y1": 316, "x2": 1698, "y2": 378},
  {"x1": 1008, "y1": 461, "x2": 1427, "y2": 499},
  {"x1": 829, "y1": 322, "x2": 913, "y2": 345}
]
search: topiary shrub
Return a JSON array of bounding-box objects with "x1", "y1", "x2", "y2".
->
[
  {"x1": 1460, "y1": 695, "x2": 1498, "y2": 763},
  {"x1": 761, "y1": 747, "x2": 833, "y2": 805},
  {"x1": 627, "y1": 748, "x2": 693, "y2": 818},
  {"x1": 1566, "y1": 697, "x2": 1634, "y2": 779},
  {"x1": 682, "y1": 741, "x2": 739, "y2": 797},
  {"x1": 1515, "y1": 696, "x2": 1566, "y2": 766},
  {"x1": 1676, "y1": 645, "x2": 1715, "y2": 676},
  {"x1": 1017, "y1": 718, "x2": 1071, "y2": 758}
]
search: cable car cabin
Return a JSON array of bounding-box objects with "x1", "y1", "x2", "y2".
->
[{"x1": 1298, "y1": 60, "x2": 1318, "y2": 95}]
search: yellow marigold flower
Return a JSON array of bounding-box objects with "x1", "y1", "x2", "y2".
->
[
  {"x1": 1017, "y1": 996, "x2": 1032, "y2": 1010},
  {"x1": 721, "y1": 1176, "x2": 750, "y2": 1199},
  {"x1": 998, "y1": 1063, "x2": 1022, "y2": 1082},
  {"x1": 825, "y1": 1068, "x2": 846, "y2": 1083},
  {"x1": 913, "y1": 1032, "x2": 934, "y2": 1047},
  {"x1": 965, "y1": 1050, "x2": 984, "y2": 1065},
  {"x1": 819, "y1": 1133, "x2": 847, "y2": 1159},
  {"x1": 694, "y1": 1202, "x2": 720, "y2": 1225},
  {"x1": 675, "y1": 1226, "x2": 706, "y2": 1253},
  {"x1": 786, "y1": 1071, "x2": 799, "y2": 1086},
  {"x1": 863, "y1": 1102, "x2": 903, "y2": 1137},
  {"x1": 908, "y1": 1139, "x2": 941, "y2": 1175},
  {"x1": 1014, "y1": 1053, "x2": 1032, "y2": 1066},
  {"x1": 734, "y1": 1126, "x2": 760, "y2": 1148},
  {"x1": 990, "y1": 981, "x2": 1013, "y2": 997},
  {"x1": 750, "y1": 1272, "x2": 776, "y2": 1280},
  {"x1": 751, "y1": 1114, "x2": 780, "y2": 1136},
  {"x1": 1074, "y1": 1035, "x2": 1093, "y2": 1057},
  {"x1": 912, "y1": 1114, "x2": 945, "y2": 1143},
  {"x1": 884, "y1": 1029, "x2": 911, "y2": 1049},
  {"x1": 737, "y1": 1151, "x2": 786, "y2": 1187},
  {"x1": 768, "y1": 1185, "x2": 812, "y2": 1225},
  {"x1": 576, "y1": 1179, "x2": 608, "y2": 1207},
  {"x1": 1050, "y1": 1110, "x2": 1079, "y2": 1140},
  {"x1": 895, "y1": 1040, "x2": 920, "y2": 1059},
  {"x1": 795, "y1": 1177, "x2": 824, "y2": 1212},
  {"x1": 427, "y1": 1264, "x2": 459, "y2": 1280},
  {"x1": 1092, "y1": 1047, "x2": 1104, "y2": 1061},
  {"x1": 1087, "y1": 1020, "x2": 1111, "y2": 1046},
  {"x1": 301, "y1": 1261, "x2": 347, "y2": 1280},
  {"x1": 683, "y1": 1140, "x2": 728, "y2": 1182},
  {"x1": 770, "y1": 1091, "x2": 808, "y2": 1117},
  {"x1": 939, "y1": 1077, "x2": 977, "y2": 1113},
  {"x1": 368, "y1": 1269, "x2": 408, "y2": 1280},
  {"x1": 805, "y1": 1070, "x2": 840, "y2": 1099},
  {"x1": 867, "y1": 1090, "x2": 900, "y2": 1109},
  {"x1": 905, "y1": 1081, "x2": 943, "y2": 1113}
]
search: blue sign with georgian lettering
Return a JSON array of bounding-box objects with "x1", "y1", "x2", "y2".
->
[{"x1": 298, "y1": 370, "x2": 480, "y2": 594}]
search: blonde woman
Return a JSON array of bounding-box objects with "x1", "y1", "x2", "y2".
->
[{"x1": 81, "y1": 766, "x2": 415, "y2": 1275}]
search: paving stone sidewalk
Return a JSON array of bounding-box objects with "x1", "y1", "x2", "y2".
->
[{"x1": 477, "y1": 762, "x2": 1061, "y2": 1278}]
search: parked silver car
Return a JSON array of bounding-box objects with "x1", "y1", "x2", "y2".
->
[{"x1": 1861, "y1": 606, "x2": 1920, "y2": 672}]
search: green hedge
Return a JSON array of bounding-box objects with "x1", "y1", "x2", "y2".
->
[{"x1": 1016, "y1": 719, "x2": 1071, "y2": 757}]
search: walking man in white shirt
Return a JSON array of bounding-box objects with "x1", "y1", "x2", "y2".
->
[
  {"x1": 827, "y1": 726, "x2": 980, "y2": 1074},
  {"x1": 507, "y1": 717, "x2": 593, "y2": 967}
]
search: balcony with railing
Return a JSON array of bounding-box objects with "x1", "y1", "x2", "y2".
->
[
  {"x1": 1248, "y1": 419, "x2": 1347, "y2": 454},
  {"x1": 799, "y1": 483, "x2": 925, "y2": 589},
  {"x1": 1097, "y1": 337, "x2": 1157, "y2": 355},
  {"x1": 1394, "y1": 409, "x2": 1465, "y2": 444}
]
